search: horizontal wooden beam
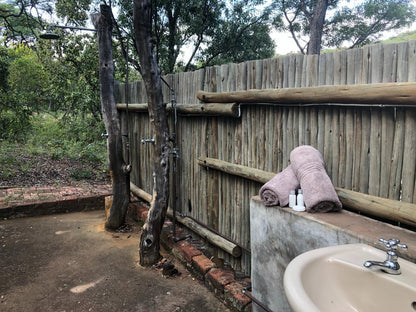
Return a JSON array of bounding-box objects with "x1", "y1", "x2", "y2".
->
[
  {"x1": 129, "y1": 182, "x2": 241, "y2": 257},
  {"x1": 197, "y1": 82, "x2": 416, "y2": 107},
  {"x1": 117, "y1": 102, "x2": 240, "y2": 117},
  {"x1": 169, "y1": 212, "x2": 242, "y2": 257},
  {"x1": 197, "y1": 157, "x2": 274, "y2": 184},
  {"x1": 130, "y1": 182, "x2": 152, "y2": 203},
  {"x1": 334, "y1": 188, "x2": 416, "y2": 229},
  {"x1": 198, "y1": 157, "x2": 416, "y2": 228}
]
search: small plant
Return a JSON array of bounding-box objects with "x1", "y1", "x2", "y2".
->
[
  {"x1": 70, "y1": 168, "x2": 94, "y2": 180},
  {"x1": 1, "y1": 112, "x2": 109, "y2": 187}
]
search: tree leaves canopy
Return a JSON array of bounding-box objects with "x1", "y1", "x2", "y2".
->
[
  {"x1": 326, "y1": 0, "x2": 416, "y2": 49},
  {"x1": 273, "y1": 0, "x2": 416, "y2": 54}
]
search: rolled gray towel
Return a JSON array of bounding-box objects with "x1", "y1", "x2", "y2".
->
[
  {"x1": 290, "y1": 145, "x2": 342, "y2": 213},
  {"x1": 259, "y1": 165, "x2": 300, "y2": 207}
]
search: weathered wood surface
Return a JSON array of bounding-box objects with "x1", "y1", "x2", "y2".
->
[
  {"x1": 198, "y1": 157, "x2": 416, "y2": 229},
  {"x1": 197, "y1": 157, "x2": 274, "y2": 183},
  {"x1": 117, "y1": 40, "x2": 416, "y2": 275},
  {"x1": 116, "y1": 102, "x2": 240, "y2": 117},
  {"x1": 129, "y1": 183, "x2": 242, "y2": 257},
  {"x1": 197, "y1": 82, "x2": 416, "y2": 106},
  {"x1": 133, "y1": 0, "x2": 171, "y2": 267},
  {"x1": 172, "y1": 213, "x2": 242, "y2": 257},
  {"x1": 130, "y1": 181, "x2": 152, "y2": 203},
  {"x1": 92, "y1": 6, "x2": 130, "y2": 230}
]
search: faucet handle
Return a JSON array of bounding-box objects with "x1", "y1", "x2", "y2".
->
[{"x1": 379, "y1": 238, "x2": 408, "y2": 251}]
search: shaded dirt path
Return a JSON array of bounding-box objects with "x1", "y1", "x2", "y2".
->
[{"x1": 0, "y1": 210, "x2": 228, "y2": 312}]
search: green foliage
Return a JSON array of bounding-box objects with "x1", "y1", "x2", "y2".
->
[
  {"x1": 37, "y1": 32, "x2": 101, "y2": 119},
  {"x1": 0, "y1": 44, "x2": 48, "y2": 140},
  {"x1": 0, "y1": 45, "x2": 11, "y2": 92},
  {"x1": 326, "y1": 0, "x2": 416, "y2": 49},
  {"x1": 272, "y1": 0, "x2": 340, "y2": 54},
  {"x1": 0, "y1": 2, "x2": 51, "y2": 45},
  {"x1": 0, "y1": 106, "x2": 32, "y2": 141},
  {"x1": 26, "y1": 113, "x2": 106, "y2": 163},
  {"x1": 8, "y1": 44, "x2": 49, "y2": 111},
  {"x1": 115, "y1": 0, "x2": 275, "y2": 73},
  {"x1": 0, "y1": 113, "x2": 108, "y2": 185},
  {"x1": 273, "y1": 0, "x2": 416, "y2": 53},
  {"x1": 381, "y1": 30, "x2": 416, "y2": 44},
  {"x1": 70, "y1": 168, "x2": 93, "y2": 180},
  {"x1": 55, "y1": 0, "x2": 93, "y2": 25},
  {"x1": 197, "y1": 2, "x2": 275, "y2": 67}
]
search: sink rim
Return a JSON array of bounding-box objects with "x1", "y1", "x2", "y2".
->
[{"x1": 283, "y1": 243, "x2": 416, "y2": 312}]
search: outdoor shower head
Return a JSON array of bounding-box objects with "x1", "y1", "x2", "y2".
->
[
  {"x1": 39, "y1": 25, "x2": 96, "y2": 40},
  {"x1": 39, "y1": 31, "x2": 60, "y2": 40}
]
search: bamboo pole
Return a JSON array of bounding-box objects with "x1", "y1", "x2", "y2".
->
[
  {"x1": 129, "y1": 182, "x2": 242, "y2": 257},
  {"x1": 197, "y1": 156, "x2": 416, "y2": 228},
  {"x1": 196, "y1": 82, "x2": 416, "y2": 106},
  {"x1": 116, "y1": 102, "x2": 240, "y2": 117}
]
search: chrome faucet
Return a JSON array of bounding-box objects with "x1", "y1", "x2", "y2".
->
[{"x1": 364, "y1": 238, "x2": 407, "y2": 275}]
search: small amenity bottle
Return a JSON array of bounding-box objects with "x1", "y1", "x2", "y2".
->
[
  {"x1": 289, "y1": 190, "x2": 296, "y2": 208},
  {"x1": 297, "y1": 189, "x2": 304, "y2": 207},
  {"x1": 293, "y1": 189, "x2": 306, "y2": 212}
]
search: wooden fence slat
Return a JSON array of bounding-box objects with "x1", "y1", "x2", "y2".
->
[
  {"x1": 389, "y1": 109, "x2": 405, "y2": 199},
  {"x1": 369, "y1": 108, "x2": 382, "y2": 196},
  {"x1": 397, "y1": 42, "x2": 409, "y2": 82},
  {"x1": 117, "y1": 40, "x2": 416, "y2": 276},
  {"x1": 380, "y1": 109, "x2": 394, "y2": 198},
  {"x1": 402, "y1": 109, "x2": 416, "y2": 202}
]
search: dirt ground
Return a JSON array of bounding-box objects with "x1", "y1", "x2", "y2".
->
[
  {"x1": 0, "y1": 210, "x2": 228, "y2": 312},
  {"x1": 0, "y1": 153, "x2": 110, "y2": 188}
]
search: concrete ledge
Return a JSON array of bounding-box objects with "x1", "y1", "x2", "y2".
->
[{"x1": 250, "y1": 195, "x2": 416, "y2": 312}]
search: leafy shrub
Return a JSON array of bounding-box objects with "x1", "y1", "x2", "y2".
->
[
  {"x1": 70, "y1": 168, "x2": 94, "y2": 180},
  {"x1": 0, "y1": 107, "x2": 32, "y2": 141}
]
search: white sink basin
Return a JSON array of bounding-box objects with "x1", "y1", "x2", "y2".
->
[{"x1": 284, "y1": 244, "x2": 416, "y2": 312}]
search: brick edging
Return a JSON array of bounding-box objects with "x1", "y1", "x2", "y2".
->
[
  {"x1": 135, "y1": 205, "x2": 252, "y2": 312},
  {"x1": 0, "y1": 193, "x2": 111, "y2": 219}
]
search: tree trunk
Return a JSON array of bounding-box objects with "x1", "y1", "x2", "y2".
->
[
  {"x1": 92, "y1": 5, "x2": 130, "y2": 230},
  {"x1": 307, "y1": 0, "x2": 328, "y2": 55},
  {"x1": 133, "y1": 0, "x2": 171, "y2": 266}
]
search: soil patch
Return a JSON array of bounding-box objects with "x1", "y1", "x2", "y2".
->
[
  {"x1": 0, "y1": 210, "x2": 227, "y2": 312},
  {"x1": 0, "y1": 152, "x2": 110, "y2": 188}
]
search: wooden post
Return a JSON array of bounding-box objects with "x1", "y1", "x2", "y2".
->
[
  {"x1": 134, "y1": 0, "x2": 171, "y2": 266},
  {"x1": 116, "y1": 102, "x2": 240, "y2": 117},
  {"x1": 129, "y1": 182, "x2": 242, "y2": 257},
  {"x1": 92, "y1": 5, "x2": 130, "y2": 230},
  {"x1": 197, "y1": 82, "x2": 416, "y2": 106}
]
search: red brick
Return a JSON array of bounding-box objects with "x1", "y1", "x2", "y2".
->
[
  {"x1": 224, "y1": 282, "x2": 251, "y2": 311},
  {"x1": 206, "y1": 268, "x2": 234, "y2": 293},
  {"x1": 242, "y1": 302, "x2": 252, "y2": 312},
  {"x1": 136, "y1": 207, "x2": 149, "y2": 221},
  {"x1": 192, "y1": 254, "x2": 215, "y2": 275},
  {"x1": 23, "y1": 194, "x2": 38, "y2": 202},
  {"x1": 176, "y1": 241, "x2": 202, "y2": 262},
  {"x1": 37, "y1": 187, "x2": 56, "y2": 193}
]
